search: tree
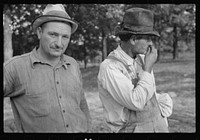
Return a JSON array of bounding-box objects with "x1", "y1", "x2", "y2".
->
[
  {"x1": 4, "y1": 4, "x2": 195, "y2": 65},
  {"x1": 3, "y1": 4, "x2": 45, "y2": 57},
  {"x1": 3, "y1": 5, "x2": 13, "y2": 62},
  {"x1": 65, "y1": 4, "x2": 102, "y2": 68},
  {"x1": 154, "y1": 4, "x2": 195, "y2": 60},
  {"x1": 66, "y1": 4, "x2": 124, "y2": 67}
]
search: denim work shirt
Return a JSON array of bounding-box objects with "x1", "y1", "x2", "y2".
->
[{"x1": 4, "y1": 48, "x2": 91, "y2": 133}]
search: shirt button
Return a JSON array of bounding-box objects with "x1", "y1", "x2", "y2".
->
[
  {"x1": 63, "y1": 110, "x2": 65, "y2": 113},
  {"x1": 66, "y1": 124, "x2": 69, "y2": 127},
  {"x1": 57, "y1": 81, "x2": 59, "y2": 84},
  {"x1": 59, "y1": 95, "x2": 62, "y2": 98}
]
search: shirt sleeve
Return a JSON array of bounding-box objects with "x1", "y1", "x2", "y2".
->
[
  {"x1": 80, "y1": 90, "x2": 92, "y2": 131},
  {"x1": 101, "y1": 65, "x2": 155, "y2": 111},
  {"x1": 76, "y1": 63, "x2": 92, "y2": 131},
  {"x1": 155, "y1": 93, "x2": 173, "y2": 117},
  {"x1": 4, "y1": 63, "x2": 15, "y2": 97}
]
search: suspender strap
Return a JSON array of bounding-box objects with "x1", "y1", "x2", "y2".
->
[
  {"x1": 106, "y1": 55, "x2": 144, "y2": 72},
  {"x1": 106, "y1": 55, "x2": 132, "y2": 73}
]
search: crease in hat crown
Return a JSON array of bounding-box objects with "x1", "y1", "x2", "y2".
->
[
  {"x1": 115, "y1": 7, "x2": 160, "y2": 37},
  {"x1": 32, "y1": 4, "x2": 78, "y2": 34},
  {"x1": 43, "y1": 4, "x2": 65, "y2": 15}
]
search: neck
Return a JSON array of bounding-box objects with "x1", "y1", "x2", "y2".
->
[
  {"x1": 37, "y1": 47, "x2": 60, "y2": 67},
  {"x1": 120, "y1": 42, "x2": 137, "y2": 59}
]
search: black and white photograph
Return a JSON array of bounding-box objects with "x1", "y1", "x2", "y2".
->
[{"x1": 3, "y1": 4, "x2": 195, "y2": 137}]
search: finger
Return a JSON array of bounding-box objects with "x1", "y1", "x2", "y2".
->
[
  {"x1": 146, "y1": 46, "x2": 151, "y2": 54},
  {"x1": 151, "y1": 46, "x2": 157, "y2": 53}
]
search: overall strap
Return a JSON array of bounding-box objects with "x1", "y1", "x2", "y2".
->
[{"x1": 106, "y1": 55, "x2": 132, "y2": 73}]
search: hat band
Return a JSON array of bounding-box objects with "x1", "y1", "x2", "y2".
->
[
  {"x1": 123, "y1": 24, "x2": 154, "y2": 33},
  {"x1": 45, "y1": 10, "x2": 71, "y2": 19}
]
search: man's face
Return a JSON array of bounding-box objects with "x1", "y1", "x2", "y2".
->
[
  {"x1": 37, "y1": 21, "x2": 72, "y2": 58},
  {"x1": 130, "y1": 35, "x2": 154, "y2": 55}
]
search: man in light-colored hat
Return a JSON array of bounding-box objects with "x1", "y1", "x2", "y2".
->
[
  {"x1": 97, "y1": 8, "x2": 173, "y2": 133},
  {"x1": 4, "y1": 4, "x2": 91, "y2": 132}
]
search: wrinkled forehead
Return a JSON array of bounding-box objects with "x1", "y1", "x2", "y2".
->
[
  {"x1": 41, "y1": 21, "x2": 72, "y2": 30},
  {"x1": 41, "y1": 21, "x2": 72, "y2": 33}
]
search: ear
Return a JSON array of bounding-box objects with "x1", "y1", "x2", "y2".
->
[
  {"x1": 130, "y1": 37, "x2": 135, "y2": 45},
  {"x1": 36, "y1": 27, "x2": 42, "y2": 39}
]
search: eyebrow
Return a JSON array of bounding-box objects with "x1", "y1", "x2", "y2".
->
[{"x1": 48, "y1": 31, "x2": 70, "y2": 37}]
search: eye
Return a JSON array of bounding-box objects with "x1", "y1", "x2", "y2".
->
[
  {"x1": 136, "y1": 35, "x2": 143, "y2": 40},
  {"x1": 62, "y1": 35, "x2": 69, "y2": 39},
  {"x1": 49, "y1": 33, "x2": 57, "y2": 37}
]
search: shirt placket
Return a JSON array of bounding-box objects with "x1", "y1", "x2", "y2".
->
[{"x1": 54, "y1": 67, "x2": 71, "y2": 131}]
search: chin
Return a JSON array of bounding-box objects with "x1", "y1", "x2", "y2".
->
[{"x1": 51, "y1": 52, "x2": 62, "y2": 57}]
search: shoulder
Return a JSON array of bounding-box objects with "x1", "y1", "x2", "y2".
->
[
  {"x1": 62, "y1": 54, "x2": 80, "y2": 71},
  {"x1": 99, "y1": 57, "x2": 126, "y2": 75},
  {"x1": 63, "y1": 54, "x2": 78, "y2": 65},
  {"x1": 4, "y1": 53, "x2": 31, "y2": 69}
]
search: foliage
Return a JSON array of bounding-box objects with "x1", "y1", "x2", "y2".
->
[{"x1": 3, "y1": 4, "x2": 196, "y2": 65}]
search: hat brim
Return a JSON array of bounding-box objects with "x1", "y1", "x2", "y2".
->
[
  {"x1": 115, "y1": 30, "x2": 160, "y2": 37},
  {"x1": 32, "y1": 15, "x2": 78, "y2": 34}
]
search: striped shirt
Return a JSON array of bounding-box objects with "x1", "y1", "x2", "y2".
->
[{"x1": 4, "y1": 48, "x2": 91, "y2": 132}]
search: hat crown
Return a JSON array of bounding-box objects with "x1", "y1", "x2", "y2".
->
[
  {"x1": 115, "y1": 7, "x2": 160, "y2": 37},
  {"x1": 43, "y1": 4, "x2": 70, "y2": 19},
  {"x1": 123, "y1": 8, "x2": 153, "y2": 28},
  {"x1": 32, "y1": 4, "x2": 78, "y2": 34}
]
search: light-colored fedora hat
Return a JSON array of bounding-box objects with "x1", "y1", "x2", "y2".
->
[
  {"x1": 32, "y1": 4, "x2": 78, "y2": 34},
  {"x1": 115, "y1": 7, "x2": 160, "y2": 37}
]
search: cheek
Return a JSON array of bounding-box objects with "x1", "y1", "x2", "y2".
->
[
  {"x1": 139, "y1": 41, "x2": 147, "y2": 49},
  {"x1": 135, "y1": 41, "x2": 147, "y2": 52},
  {"x1": 63, "y1": 40, "x2": 70, "y2": 48},
  {"x1": 41, "y1": 36, "x2": 51, "y2": 47}
]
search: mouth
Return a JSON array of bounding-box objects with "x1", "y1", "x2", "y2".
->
[{"x1": 51, "y1": 47, "x2": 63, "y2": 51}]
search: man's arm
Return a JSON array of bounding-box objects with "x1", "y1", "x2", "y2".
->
[
  {"x1": 4, "y1": 63, "x2": 15, "y2": 97},
  {"x1": 80, "y1": 90, "x2": 92, "y2": 131},
  {"x1": 76, "y1": 64, "x2": 92, "y2": 131},
  {"x1": 99, "y1": 64, "x2": 154, "y2": 111}
]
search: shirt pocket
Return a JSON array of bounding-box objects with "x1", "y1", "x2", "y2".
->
[
  {"x1": 24, "y1": 72, "x2": 51, "y2": 117},
  {"x1": 25, "y1": 92, "x2": 51, "y2": 117}
]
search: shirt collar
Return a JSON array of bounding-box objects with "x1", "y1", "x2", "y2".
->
[
  {"x1": 30, "y1": 47, "x2": 70, "y2": 69},
  {"x1": 114, "y1": 45, "x2": 134, "y2": 66}
]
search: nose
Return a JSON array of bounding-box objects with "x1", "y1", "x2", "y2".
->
[{"x1": 56, "y1": 36, "x2": 62, "y2": 47}]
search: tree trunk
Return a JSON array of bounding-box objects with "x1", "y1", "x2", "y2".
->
[
  {"x1": 84, "y1": 58, "x2": 87, "y2": 69},
  {"x1": 102, "y1": 28, "x2": 107, "y2": 61},
  {"x1": 157, "y1": 49, "x2": 160, "y2": 62},
  {"x1": 83, "y1": 43, "x2": 87, "y2": 69},
  {"x1": 172, "y1": 25, "x2": 178, "y2": 59},
  {"x1": 3, "y1": 13, "x2": 13, "y2": 62},
  {"x1": 155, "y1": 40, "x2": 160, "y2": 62}
]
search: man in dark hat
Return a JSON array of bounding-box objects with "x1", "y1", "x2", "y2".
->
[
  {"x1": 4, "y1": 4, "x2": 91, "y2": 132},
  {"x1": 98, "y1": 8, "x2": 172, "y2": 132}
]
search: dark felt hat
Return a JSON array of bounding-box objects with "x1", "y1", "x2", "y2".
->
[
  {"x1": 115, "y1": 8, "x2": 160, "y2": 37},
  {"x1": 32, "y1": 4, "x2": 78, "y2": 34}
]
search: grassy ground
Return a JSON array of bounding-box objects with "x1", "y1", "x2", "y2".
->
[{"x1": 3, "y1": 51, "x2": 195, "y2": 133}]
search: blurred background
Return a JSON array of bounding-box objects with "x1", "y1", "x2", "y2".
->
[{"x1": 3, "y1": 4, "x2": 195, "y2": 133}]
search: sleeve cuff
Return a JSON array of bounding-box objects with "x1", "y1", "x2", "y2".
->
[{"x1": 139, "y1": 71, "x2": 154, "y2": 85}]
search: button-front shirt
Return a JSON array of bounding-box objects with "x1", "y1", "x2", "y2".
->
[
  {"x1": 4, "y1": 48, "x2": 91, "y2": 132},
  {"x1": 97, "y1": 46, "x2": 171, "y2": 132}
]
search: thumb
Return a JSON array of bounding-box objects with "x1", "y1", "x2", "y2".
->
[{"x1": 146, "y1": 46, "x2": 151, "y2": 54}]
